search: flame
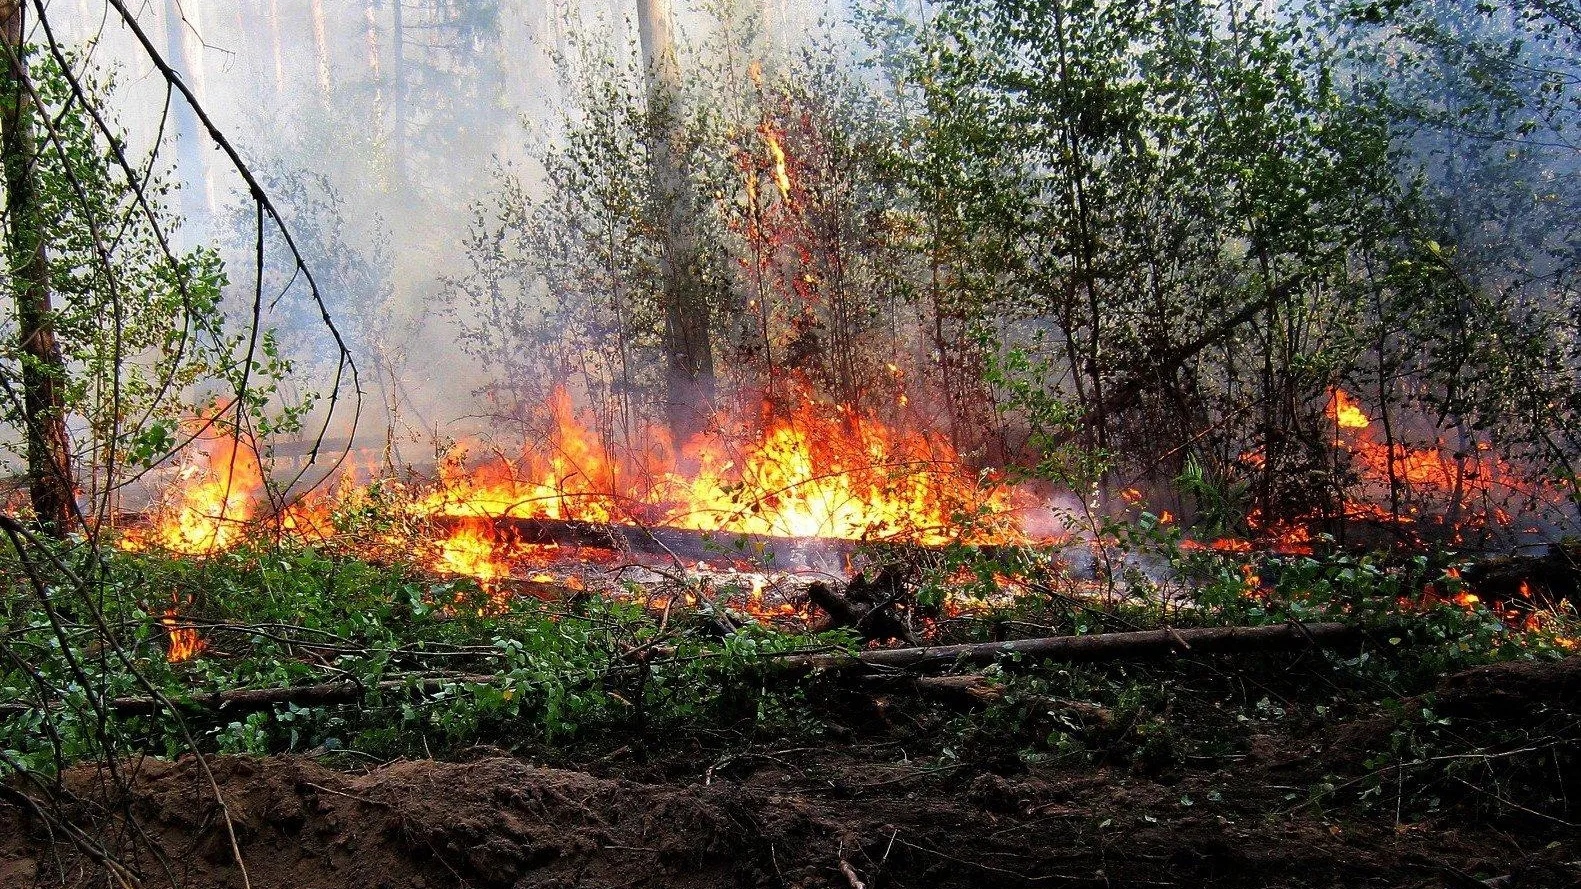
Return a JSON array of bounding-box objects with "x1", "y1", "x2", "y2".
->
[
  {"x1": 1243, "y1": 512, "x2": 1315, "y2": 554},
  {"x1": 130, "y1": 383, "x2": 1027, "y2": 596},
  {"x1": 1323, "y1": 388, "x2": 1557, "y2": 539},
  {"x1": 415, "y1": 383, "x2": 1024, "y2": 548},
  {"x1": 432, "y1": 520, "x2": 509, "y2": 585},
  {"x1": 1327, "y1": 388, "x2": 1370, "y2": 429},
  {"x1": 161, "y1": 605, "x2": 204, "y2": 663},
  {"x1": 762, "y1": 126, "x2": 791, "y2": 201},
  {"x1": 126, "y1": 418, "x2": 263, "y2": 555}
]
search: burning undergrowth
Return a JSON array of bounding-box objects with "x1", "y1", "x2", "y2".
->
[
  {"x1": 114, "y1": 383, "x2": 1581, "y2": 668},
  {"x1": 118, "y1": 385, "x2": 1038, "y2": 654}
]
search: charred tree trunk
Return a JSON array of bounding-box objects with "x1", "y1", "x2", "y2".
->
[
  {"x1": 635, "y1": 0, "x2": 714, "y2": 441},
  {"x1": 807, "y1": 567, "x2": 919, "y2": 645},
  {"x1": 1, "y1": 2, "x2": 74, "y2": 535}
]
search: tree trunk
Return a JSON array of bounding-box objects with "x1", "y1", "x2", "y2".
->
[
  {"x1": 310, "y1": 0, "x2": 331, "y2": 98},
  {"x1": 778, "y1": 621, "x2": 1364, "y2": 673},
  {"x1": 1, "y1": 1, "x2": 74, "y2": 535},
  {"x1": 390, "y1": 0, "x2": 406, "y2": 180},
  {"x1": 163, "y1": 0, "x2": 210, "y2": 222},
  {"x1": 635, "y1": 0, "x2": 714, "y2": 441}
]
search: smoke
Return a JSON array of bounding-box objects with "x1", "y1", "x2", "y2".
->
[{"x1": 39, "y1": 1, "x2": 854, "y2": 456}]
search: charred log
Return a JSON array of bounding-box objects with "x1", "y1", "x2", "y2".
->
[
  {"x1": 440, "y1": 515, "x2": 1033, "y2": 576},
  {"x1": 1463, "y1": 539, "x2": 1580, "y2": 607},
  {"x1": 446, "y1": 514, "x2": 860, "y2": 571},
  {"x1": 807, "y1": 567, "x2": 918, "y2": 645}
]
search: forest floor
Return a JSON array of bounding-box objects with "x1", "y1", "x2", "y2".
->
[{"x1": 4, "y1": 654, "x2": 1578, "y2": 889}]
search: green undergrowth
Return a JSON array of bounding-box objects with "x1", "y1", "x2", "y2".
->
[
  {"x1": 1, "y1": 527, "x2": 1575, "y2": 810},
  {"x1": 0, "y1": 538, "x2": 852, "y2": 772}
]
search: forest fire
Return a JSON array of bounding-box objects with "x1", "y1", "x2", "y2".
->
[
  {"x1": 121, "y1": 418, "x2": 263, "y2": 555},
  {"x1": 127, "y1": 386, "x2": 1029, "y2": 600},
  {"x1": 123, "y1": 385, "x2": 1576, "y2": 641},
  {"x1": 1328, "y1": 388, "x2": 1371, "y2": 431},
  {"x1": 1323, "y1": 387, "x2": 1553, "y2": 540}
]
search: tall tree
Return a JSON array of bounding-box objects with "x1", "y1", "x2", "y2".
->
[
  {"x1": 636, "y1": 0, "x2": 715, "y2": 439},
  {"x1": 163, "y1": 0, "x2": 211, "y2": 221},
  {"x1": 1, "y1": 0, "x2": 73, "y2": 534}
]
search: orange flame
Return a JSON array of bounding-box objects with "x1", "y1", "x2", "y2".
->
[
  {"x1": 1324, "y1": 388, "x2": 1555, "y2": 539},
  {"x1": 416, "y1": 384, "x2": 1025, "y2": 548},
  {"x1": 161, "y1": 606, "x2": 204, "y2": 663},
  {"x1": 126, "y1": 419, "x2": 263, "y2": 555},
  {"x1": 433, "y1": 521, "x2": 509, "y2": 583},
  {"x1": 133, "y1": 385, "x2": 1028, "y2": 590},
  {"x1": 762, "y1": 126, "x2": 791, "y2": 202},
  {"x1": 1327, "y1": 388, "x2": 1370, "y2": 430}
]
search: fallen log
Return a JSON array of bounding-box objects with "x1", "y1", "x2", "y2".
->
[
  {"x1": 780, "y1": 621, "x2": 1363, "y2": 673},
  {"x1": 1, "y1": 624, "x2": 1364, "y2": 721},
  {"x1": 439, "y1": 514, "x2": 861, "y2": 571},
  {"x1": 436, "y1": 515, "x2": 1030, "y2": 572},
  {"x1": 1433, "y1": 654, "x2": 1581, "y2": 719}
]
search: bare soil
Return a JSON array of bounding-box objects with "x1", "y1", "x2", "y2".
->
[{"x1": 4, "y1": 657, "x2": 1578, "y2": 889}]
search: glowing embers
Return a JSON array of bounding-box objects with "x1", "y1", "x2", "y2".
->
[
  {"x1": 1415, "y1": 569, "x2": 1577, "y2": 650},
  {"x1": 1324, "y1": 387, "x2": 1553, "y2": 539}
]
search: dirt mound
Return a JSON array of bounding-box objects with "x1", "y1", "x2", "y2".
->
[
  {"x1": 4, "y1": 659, "x2": 1579, "y2": 888},
  {"x1": 0, "y1": 749, "x2": 1571, "y2": 888}
]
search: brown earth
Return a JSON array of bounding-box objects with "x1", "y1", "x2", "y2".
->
[{"x1": 3, "y1": 657, "x2": 1578, "y2": 889}]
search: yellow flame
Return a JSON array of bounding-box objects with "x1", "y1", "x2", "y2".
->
[
  {"x1": 763, "y1": 128, "x2": 791, "y2": 201},
  {"x1": 131, "y1": 383, "x2": 1029, "y2": 589},
  {"x1": 1327, "y1": 388, "x2": 1370, "y2": 430},
  {"x1": 433, "y1": 521, "x2": 507, "y2": 584},
  {"x1": 126, "y1": 420, "x2": 263, "y2": 555},
  {"x1": 162, "y1": 606, "x2": 204, "y2": 663},
  {"x1": 411, "y1": 382, "x2": 1024, "y2": 548}
]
